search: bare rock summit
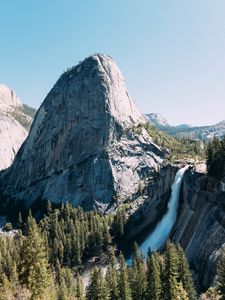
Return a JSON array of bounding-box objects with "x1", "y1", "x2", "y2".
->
[
  {"x1": 0, "y1": 54, "x2": 164, "y2": 211},
  {"x1": 0, "y1": 84, "x2": 35, "y2": 170}
]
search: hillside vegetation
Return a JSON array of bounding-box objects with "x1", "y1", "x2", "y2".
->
[
  {"x1": 135, "y1": 123, "x2": 205, "y2": 161},
  {"x1": 10, "y1": 104, "x2": 36, "y2": 130},
  {"x1": 206, "y1": 136, "x2": 225, "y2": 179}
]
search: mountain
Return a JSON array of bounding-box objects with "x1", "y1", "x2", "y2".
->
[
  {"x1": 146, "y1": 113, "x2": 170, "y2": 127},
  {"x1": 0, "y1": 84, "x2": 36, "y2": 170},
  {"x1": 146, "y1": 112, "x2": 225, "y2": 140},
  {"x1": 0, "y1": 54, "x2": 164, "y2": 211}
]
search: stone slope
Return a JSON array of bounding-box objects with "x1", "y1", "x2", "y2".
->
[
  {"x1": 172, "y1": 169, "x2": 225, "y2": 290},
  {"x1": 0, "y1": 54, "x2": 164, "y2": 211},
  {"x1": 0, "y1": 84, "x2": 35, "y2": 170}
]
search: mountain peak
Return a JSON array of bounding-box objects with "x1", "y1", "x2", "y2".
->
[
  {"x1": 146, "y1": 113, "x2": 170, "y2": 127},
  {"x1": 0, "y1": 84, "x2": 22, "y2": 108},
  {"x1": 0, "y1": 55, "x2": 163, "y2": 210}
]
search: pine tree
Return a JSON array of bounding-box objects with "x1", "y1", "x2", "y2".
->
[
  {"x1": 105, "y1": 260, "x2": 120, "y2": 300},
  {"x1": 177, "y1": 244, "x2": 196, "y2": 300},
  {"x1": 86, "y1": 266, "x2": 109, "y2": 300},
  {"x1": 118, "y1": 253, "x2": 132, "y2": 300},
  {"x1": 163, "y1": 241, "x2": 179, "y2": 300},
  {"x1": 47, "y1": 200, "x2": 52, "y2": 216},
  {"x1": 131, "y1": 243, "x2": 146, "y2": 300},
  {"x1": 176, "y1": 282, "x2": 190, "y2": 300},
  {"x1": 19, "y1": 215, "x2": 53, "y2": 299},
  {"x1": 75, "y1": 273, "x2": 85, "y2": 300},
  {"x1": 18, "y1": 212, "x2": 23, "y2": 229},
  {"x1": 146, "y1": 252, "x2": 162, "y2": 300}
]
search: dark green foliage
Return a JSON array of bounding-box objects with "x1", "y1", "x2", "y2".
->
[
  {"x1": 135, "y1": 123, "x2": 205, "y2": 160},
  {"x1": 146, "y1": 252, "x2": 162, "y2": 300},
  {"x1": 0, "y1": 202, "x2": 197, "y2": 300},
  {"x1": 105, "y1": 261, "x2": 120, "y2": 300},
  {"x1": 207, "y1": 136, "x2": 225, "y2": 179},
  {"x1": 130, "y1": 243, "x2": 147, "y2": 300},
  {"x1": 86, "y1": 266, "x2": 109, "y2": 300},
  {"x1": 3, "y1": 222, "x2": 12, "y2": 232},
  {"x1": 118, "y1": 252, "x2": 132, "y2": 300},
  {"x1": 8, "y1": 104, "x2": 36, "y2": 131},
  {"x1": 163, "y1": 241, "x2": 180, "y2": 300},
  {"x1": 38, "y1": 203, "x2": 113, "y2": 268},
  {"x1": 22, "y1": 104, "x2": 37, "y2": 118},
  {"x1": 177, "y1": 244, "x2": 197, "y2": 300},
  {"x1": 18, "y1": 215, "x2": 52, "y2": 299},
  {"x1": 114, "y1": 206, "x2": 127, "y2": 238}
]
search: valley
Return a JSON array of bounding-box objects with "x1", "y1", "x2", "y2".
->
[{"x1": 0, "y1": 54, "x2": 224, "y2": 300}]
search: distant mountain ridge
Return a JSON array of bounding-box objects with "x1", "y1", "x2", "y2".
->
[{"x1": 146, "y1": 113, "x2": 225, "y2": 140}]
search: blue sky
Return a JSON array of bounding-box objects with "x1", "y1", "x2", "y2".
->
[{"x1": 1, "y1": 0, "x2": 225, "y2": 126}]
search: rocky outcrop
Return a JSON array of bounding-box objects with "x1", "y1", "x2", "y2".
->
[
  {"x1": 124, "y1": 165, "x2": 178, "y2": 243},
  {"x1": 0, "y1": 54, "x2": 165, "y2": 211},
  {"x1": 0, "y1": 84, "x2": 35, "y2": 170},
  {"x1": 172, "y1": 169, "x2": 225, "y2": 290},
  {"x1": 146, "y1": 113, "x2": 170, "y2": 127}
]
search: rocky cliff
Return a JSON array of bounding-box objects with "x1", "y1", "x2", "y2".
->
[
  {"x1": 172, "y1": 169, "x2": 225, "y2": 290},
  {"x1": 0, "y1": 84, "x2": 35, "y2": 170},
  {"x1": 124, "y1": 165, "x2": 178, "y2": 242},
  {"x1": 0, "y1": 54, "x2": 165, "y2": 211}
]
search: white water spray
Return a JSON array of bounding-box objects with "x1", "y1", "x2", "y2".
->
[{"x1": 137, "y1": 166, "x2": 188, "y2": 256}]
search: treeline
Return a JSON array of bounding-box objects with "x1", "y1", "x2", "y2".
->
[
  {"x1": 0, "y1": 203, "x2": 126, "y2": 299},
  {"x1": 1, "y1": 203, "x2": 225, "y2": 299},
  {"x1": 0, "y1": 213, "x2": 84, "y2": 299},
  {"x1": 86, "y1": 241, "x2": 196, "y2": 300},
  {"x1": 206, "y1": 136, "x2": 225, "y2": 180}
]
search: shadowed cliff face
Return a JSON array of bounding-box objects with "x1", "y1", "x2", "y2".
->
[
  {"x1": 172, "y1": 169, "x2": 225, "y2": 290},
  {"x1": 0, "y1": 54, "x2": 164, "y2": 211}
]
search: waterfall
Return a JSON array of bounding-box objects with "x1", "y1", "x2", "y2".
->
[{"x1": 134, "y1": 166, "x2": 188, "y2": 258}]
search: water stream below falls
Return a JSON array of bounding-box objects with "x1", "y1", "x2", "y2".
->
[{"x1": 130, "y1": 166, "x2": 189, "y2": 259}]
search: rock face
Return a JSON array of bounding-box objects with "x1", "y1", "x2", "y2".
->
[
  {"x1": 146, "y1": 113, "x2": 170, "y2": 127},
  {"x1": 125, "y1": 165, "x2": 178, "y2": 241},
  {"x1": 0, "y1": 84, "x2": 35, "y2": 170},
  {"x1": 0, "y1": 54, "x2": 164, "y2": 211},
  {"x1": 172, "y1": 169, "x2": 225, "y2": 290}
]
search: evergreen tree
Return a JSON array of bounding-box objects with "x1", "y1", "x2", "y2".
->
[
  {"x1": 146, "y1": 252, "x2": 162, "y2": 300},
  {"x1": 176, "y1": 282, "x2": 190, "y2": 300},
  {"x1": 18, "y1": 212, "x2": 23, "y2": 229},
  {"x1": 163, "y1": 241, "x2": 179, "y2": 300},
  {"x1": 131, "y1": 243, "x2": 146, "y2": 300},
  {"x1": 177, "y1": 244, "x2": 196, "y2": 300},
  {"x1": 207, "y1": 136, "x2": 225, "y2": 179},
  {"x1": 118, "y1": 253, "x2": 132, "y2": 300},
  {"x1": 19, "y1": 215, "x2": 53, "y2": 299},
  {"x1": 75, "y1": 273, "x2": 85, "y2": 300},
  {"x1": 86, "y1": 266, "x2": 109, "y2": 300},
  {"x1": 105, "y1": 260, "x2": 120, "y2": 300}
]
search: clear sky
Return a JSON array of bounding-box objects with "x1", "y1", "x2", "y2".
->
[{"x1": 1, "y1": 0, "x2": 225, "y2": 126}]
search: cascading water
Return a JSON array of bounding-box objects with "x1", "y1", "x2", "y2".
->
[{"x1": 133, "y1": 166, "x2": 189, "y2": 258}]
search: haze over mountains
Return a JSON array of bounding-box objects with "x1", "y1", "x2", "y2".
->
[{"x1": 146, "y1": 112, "x2": 225, "y2": 140}]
